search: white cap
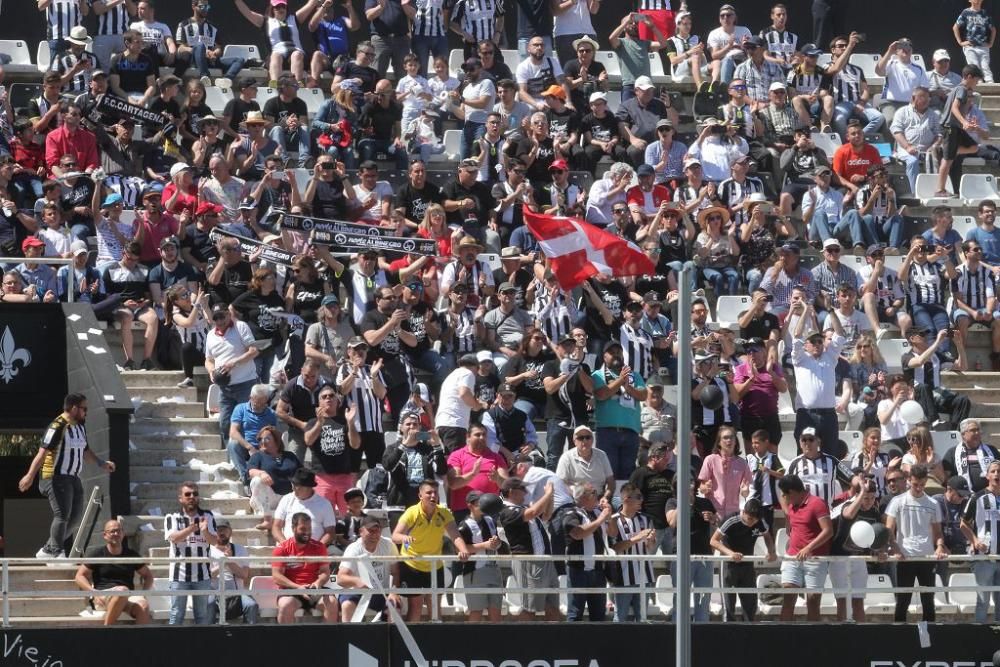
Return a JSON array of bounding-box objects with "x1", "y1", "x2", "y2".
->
[
  {"x1": 476, "y1": 350, "x2": 493, "y2": 363},
  {"x1": 769, "y1": 81, "x2": 787, "y2": 92},
  {"x1": 70, "y1": 240, "x2": 89, "y2": 256},
  {"x1": 573, "y1": 425, "x2": 594, "y2": 437},
  {"x1": 801, "y1": 427, "x2": 817, "y2": 438},
  {"x1": 634, "y1": 75, "x2": 654, "y2": 91},
  {"x1": 415, "y1": 382, "x2": 431, "y2": 402},
  {"x1": 823, "y1": 237, "x2": 842, "y2": 250},
  {"x1": 169, "y1": 162, "x2": 192, "y2": 178},
  {"x1": 589, "y1": 91, "x2": 607, "y2": 103},
  {"x1": 932, "y1": 49, "x2": 951, "y2": 63}
]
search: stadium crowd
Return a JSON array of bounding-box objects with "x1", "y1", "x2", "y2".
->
[{"x1": 5, "y1": 0, "x2": 1000, "y2": 627}]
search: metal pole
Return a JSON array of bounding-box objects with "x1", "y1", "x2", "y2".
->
[
  {"x1": 218, "y1": 554, "x2": 227, "y2": 626},
  {"x1": 2, "y1": 560, "x2": 9, "y2": 628},
  {"x1": 675, "y1": 266, "x2": 693, "y2": 667}
]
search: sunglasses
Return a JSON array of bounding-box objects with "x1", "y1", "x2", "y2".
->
[
  {"x1": 182, "y1": 491, "x2": 199, "y2": 497},
  {"x1": 575, "y1": 435, "x2": 593, "y2": 441},
  {"x1": 317, "y1": 163, "x2": 336, "y2": 170},
  {"x1": 801, "y1": 436, "x2": 817, "y2": 442},
  {"x1": 825, "y1": 247, "x2": 842, "y2": 253}
]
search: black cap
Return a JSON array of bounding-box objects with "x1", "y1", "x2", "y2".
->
[
  {"x1": 744, "y1": 36, "x2": 765, "y2": 49},
  {"x1": 291, "y1": 469, "x2": 317, "y2": 487},
  {"x1": 947, "y1": 476, "x2": 972, "y2": 498},
  {"x1": 866, "y1": 243, "x2": 886, "y2": 257},
  {"x1": 801, "y1": 43, "x2": 822, "y2": 57},
  {"x1": 557, "y1": 333, "x2": 576, "y2": 346},
  {"x1": 459, "y1": 353, "x2": 479, "y2": 367},
  {"x1": 498, "y1": 382, "x2": 516, "y2": 395},
  {"x1": 908, "y1": 326, "x2": 930, "y2": 337},
  {"x1": 344, "y1": 487, "x2": 365, "y2": 502},
  {"x1": 745, "y1": 337, "x2": 765, "y2": 348},
  {"x1": 466, "y1": 489, "x2": 483, "y2": 505}
]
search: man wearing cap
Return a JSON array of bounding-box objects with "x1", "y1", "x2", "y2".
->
[
  {"x1": 927, "y1": 49, "x2": 962, "y2": 110},
  {"x1": 109, "y1": 29, "x2": 156, "y2": 106},
  {"x1": 147, "y1": 235, "x2": 198, "y2": 310},
  {"x1": 563, "y1": 36, "x2": 607, "y2": 112},
  {"x1": 437, "y1": 353, "x2": 489, "y2": 452},
  {"x1": 540, "y1": 85, "x2": 582, "y2": 166},
  {"x1": 133, "y1": 184, "x2": 179, "y2": 266},
  {"x1": 336, "y1": 514, "x2": 401, "y2": 621},
  {"x1": 221, "y1": 78, "x2": 262, "y2": 141},
  {"x1": 733, "y1": 336, "x2": 787, "y2": 445},
  {"x1": 102, "y1": 240, "x2": 160, "y2": 370},
  {"x1": 890, "y1": 87, "x2": 944, "y2": 192},
  {"x1": 498, "y1": 476, "x2": 561, "y2": 620},
  {"x1": 482, "y1": 382, "x2": 539, "y2": 461},
  {"x1": 449, "y1": 58, "x2": 496, "y2": 161},
  {"x1": 689, "y1": 118, "x2": 749, "y2": 183},
  {"x1": 704, "y1": 4, "x2": 752, "y2": 84},
  {"x1": 56, "y1": 240, "x2": 103, "y2": 305},
  {"x1": 935, "y1": 474, "x2": 971, "y2": 584},
  {"x1": 207, "y1": 518, "x2": 259, "y2": 625},
  {"x1": 792, "y1": 302, "x2": 847, "y2": 454},
  {"x1": 786, "y1": 43, "x2": 834, "y2": 131},
  {"x1": 484, "y1": 281, "x2": 534, "y2": 368},
  {"x1": 581, "y1": 91, "x2": 627, "y2": 170},
  {"x1": 539, "y1": 333, "x2": 593, "y2": 470},
  {"x1": 74, "y1": 69, "x2": 114, "y2": 129},
  {"x1": 876, "y1": 39, "x2": 930, "y2": 126},
  {"x1": 616, "y1": 75, "x2": 674, "y2": 166},
  {"x1": 734, "y1": 35, "x2": 785, "y2": 107},
  {"x1": 591, "y1": 339, "x2": 647, "y2": 480},
  {"x1": 272, "y1": 469, "x2": 338, "y2": 547},
  {"x1": 454, "y1": 489, "x2": 503, "y2": 621},
  {"x1": 755, "y1": 81, "x2": 798, "y2": 179},
  {"x1": 205, "y1": 303, "x2": 260, "y2": 443},
  {"x1": 441, "y1": 161, "x2": 497, "y2": 246},
  {"x1": 16, "y1": 237, "x2": 58, "y2": 300},
  {"x1": 584, "y1": 162, "x2": 632, "y2": 226},
  {"x1": 534, "y1": 158, "x2": 584, "y2": 217},
  {"x1": 810, "y1": 240, "x2": 862, "y2": 323},
  {"x1": 54, "y1": 26, "x2": 99, "y2": 95},
  {"x1": 759, "y1": 244, "x2": 815, "y2": 316}
]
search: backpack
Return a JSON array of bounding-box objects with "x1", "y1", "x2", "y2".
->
[{"x1": 362, "y1": 464, "x2": 391, "y2": 510}]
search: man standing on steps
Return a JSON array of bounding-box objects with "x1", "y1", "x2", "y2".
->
[
  {"x1": 164, "y1": 481, "x2": 219, "y2": 625},
  {"x1": 19, "y1": 393, "x2": 116, "y2": 560},
  {"x1": 205, "y1": 303, "x2": 259, "y2": 446}
]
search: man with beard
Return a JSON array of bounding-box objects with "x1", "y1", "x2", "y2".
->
[
  {"x1": 208, "y1": 518, "x2": 259, "y2": 625},
  {"x1": 336, "y1": 515, "x2": 402, "y2": 622},
  {"x1": 441, "y1": 159, "x2": 498, "y2": 247},
  {"x1": 272, "y1": 513, "x2": 339, "y2": 624},
  {"x1": 75, "y1": 519, "x2": 152, "y2": 625},
  {"x1": 304, "y1": 389, "x2": 361, "y2": 515},
  {"x1": 399, "y1": 277, "x2": 451, "y2": 381},
  {"x1": 396, "y1": 160, "x2": 443, "y2": 229},
  {"x1": 592, "y1": 340, "x2": 648, "y2": 481},
  {"x1": 362, "y1": 285, "x2": 416, "y2": 420},
  {"x1": 164, "y1": 482, "x2": 218, "y2": 625},
  {"x1": 581, "y1": 274, "x2": 627, "y2": 355}
]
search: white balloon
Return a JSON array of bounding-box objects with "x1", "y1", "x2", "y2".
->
[
  {"x1": 899, "y1": 400, "x2": 925, "y2": 425},
  {"x1": 850, "y1": 521, "x2": 875, "y2": 549}
]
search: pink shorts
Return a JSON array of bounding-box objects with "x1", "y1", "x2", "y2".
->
[{"x1": 315, "y1": 472, "x2": 356, "y2": 515}]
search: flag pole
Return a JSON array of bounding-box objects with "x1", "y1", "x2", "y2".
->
[{"x1": 675, "y1": 265, "x2": 693, "y2": 667}]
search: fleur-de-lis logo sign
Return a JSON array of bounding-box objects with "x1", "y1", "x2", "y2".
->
[{"x1": 0, "y1": 326, "x2": 31, "y2": 383}]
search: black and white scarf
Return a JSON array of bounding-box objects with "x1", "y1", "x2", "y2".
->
[{"x1": 955, "y1": 444, "x2": 996, "y2": 488}]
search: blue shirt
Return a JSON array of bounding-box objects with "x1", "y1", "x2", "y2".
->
[
  {"x1": 591, "y1": 368, "x2": 645, "y2": 433},
  {"x1": 956, "y1": 8, "x2": 994, "y2": 47},
  {"x1": 966, "y1": 226, "x2": 1000, "y2": 265},
  {"x1": 644, "y1": 140, "x2": 689, "y2": 182},
  {"x1": 921, "y1": 228, "x2": 963, "y2": 265},
  {"x1": 230, "y1": 402, "x2": 278, "y2": 448},
  {"x1": 509, "y1": 225, "x2": 540, "y2": 254},
  {"x1": 314, "y1": 17, "x2": 350, "y2": 57}
]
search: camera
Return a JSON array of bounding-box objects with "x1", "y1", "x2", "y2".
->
[
  {"x1": 764, "y1": 294, "x2": 774, "y2": 302},
  {"x1": 866, "y1": 480, "x2": 877, "y2": 493},
  {"x1": 855, "y1": 33, "x2": 866, "y2": 43},
  {"x1": 709, "y1": 124, "x2": 727, "y2": 135}
]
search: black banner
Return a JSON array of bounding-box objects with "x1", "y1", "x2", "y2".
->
[
  {"x1": 209, "y1": 228, "x2": 297, "y2": 267},
  {"x1": 0, "y1": 304, "x2": 68, "y2": 428},
  {"x1": 5, "y1": 623, "x2": 1000, "y2": 667},
  {"x1": 281, "y1": 213, "x2": 437, "y2": 255},
  {"x1": 96, "y1": 94, "x2": 167, "y2": 126}
]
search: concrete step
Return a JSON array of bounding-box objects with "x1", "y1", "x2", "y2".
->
[
  {"x1": 129, "y1": 465, "x2": 239, "y2": 484},
  {"x1": 942, "y1": 371, "x2": 1000, "y2": 388},
  {"x1": 129, "y1": 450, "x2": 229, "y2": 466},
  {"x1": 122, "y1": 369, "x2": 207, "y2": 388},
  {"x1": 971, "y1": 403, "x2": 1000, "y2": 418},
  {"x1": 133, "y1": 402, "x2": 207, "y2": 419},
  {"x1": 132, "y1": 498, "x2": 252, "y2": 515},
  {"x1": 8, "y1": 597, "x2": 88, "y2": 617},
  {"x1": 131, "y1": 433, "x2": 221, "y2": 451},
  {"x1": 131, "y1": 417, "x2": 221, "y2": 436},
  {"x1": 131, "y1": 481, "x2": 239, "y2": 499},
  {"x1": 126, "y1": 386, "x2": 199, "y2": 403},
  {"x1": 134, "y1": 527, "x2": 272, "y2": 554},
  {"x1": 5, "y1": 616, "x2": 141, "y2": 626}
]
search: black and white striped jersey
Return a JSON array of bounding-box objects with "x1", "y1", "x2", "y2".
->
[
  {"x1": 437, "y1": 305, "x2": 478, "y2": 354},
  {"x1": 609, "y1": 511, "x2": 655, "y2": 586},
  {"x1": 89, "y1": 0, "x2": 132, "y2": 36},
  {"x1": 336, "y1": 363, "x2": 385, "y2": 433},
  {"x1": 962, "y1": 490, "x2": 1000, "y2": 554},
  {"x1": 746, "y1": 451, "x2": 783, "y2": 508},
  {"x1": 175, "y1": 19, "x2": 219, "y2": 49},
  {"x1": 786, "y1": 67, "x2": 824, "y2": 96},
  {"x1": 786, "y1": 453, "x2": 849, "y2": 509},
  {"x1": 620, "y1": 322, "x2": 653, "y2": 380},
  {"x1": 855, "y1": 183, "x2": 894, "y2": 228},
  {"x1": 952, "y1": 263, "x2": 995, "y2": 311},
  {"x1": 859, "y1": 264, "x2": 905, "y2": 310},
  {"x1": 40, "y1": 414, "x2": 89, "y2": 479},
  {"x1": 451, "y1": 0, "x2": 503, "y2": 43},
  {"x1": 636, "y1": 0, "x2": 672, "y2": 9},
  {"x1": 46, "y1": 0, "x2": 84, "y2": 41},
  {"x1": 565, "y1": 506, "x2": 606, "y2": 571},
  {"x1": 719, "y1": 176, "x2": 764, "y2": 227},
  {"x1": 534, "y1": 287, "x2": 575, "y2": 344},
  {"x1": 412, "y1": 0, "x2": 451, "y2": 37},
  {"x1": 902, "y1": 350, "x2": 941, "y2": 391},
  {"x1": 905, "y1": 261, "x2": 947, "y2": 307},
  {"x1": 164, "y1": 509, "x2": 217, "y2": 582},
  {"x1": 830, "y1": 63, "x2": 866, "y2": 104},
  {"x1": 55, "y1": 50, "x2": 100, "y2": 94},
  {"x1": 759, "y1": 28, "x2": 798, "y2": 67}
]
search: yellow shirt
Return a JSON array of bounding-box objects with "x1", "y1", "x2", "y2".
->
[{"x1": 398, "y1": 503, "x2": 454, "y2": 572}]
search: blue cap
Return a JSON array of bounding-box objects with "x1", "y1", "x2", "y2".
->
[
  {"x1": 101, "y1": 192, "x2": 123, "y2": 208},
  {"x1": 142, "y1": 182, "x2": 165, "y2": 199}
]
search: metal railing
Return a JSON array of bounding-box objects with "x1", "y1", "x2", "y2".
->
[
  {"x1": 0, "y1": 256, "x2": 78, "y2": 303},
  {"x1": 4, "y1": 552, "x2": 1000, "y2": 626}
]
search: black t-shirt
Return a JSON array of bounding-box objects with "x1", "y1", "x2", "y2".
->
[
  {"x1": 564, "y1": 60, "x2": 608, "y2": 112},
  {"x1": 830, "y1": 502, "x2": 882, "y2": 555},
  {"x1": 503, "y1": 350, "x2": 554, "y2": 407},
  {"x1": 85, "y1": 546, "x2": 145, "y2": 590},
  {"x1": 291, "y1": 278, "x2": 326, "y2": 323},
  {"x1": 360, "y1": 308, "x2": 409, "y2": 385},
  {"x1": 580, "y1": 111, "x2": 620, "y2": 143},
  {"x1": 396, "y1": 181, "x2": 443, "y2": 223},
  {"x1": 358, "y1": 100, "x2": 403, "y2": 142},
  {"x1": 440, "y1": 179, "x2": 496, "y2": 230},
  {"x1": 402, "y1": 301, "x2": 433, "y2": 356},
  {"x1": 740, "y1": 312, "x2": 781, "y2": 341},
  {"x1": 149, "y1": 97, "x2": 181, "y2": 121},
  {"x1": 221, "y1": 98, "x2": 261, "y2": 136},
  {"x1": 656, "y1": 229, "x2": 689, "y2": 266},
  {"x1": 483, "y1": 61, "x2": 514, "y2": 85},
  {"x1": 148, "y1": 261, "x2": 198, "y2": 293},
  {"x1": 545, "y1": 106, "x2": 581, "y2": 143},
  {"x1": 306, "y1": 417, "x2": 353, "y2": 475},
  {"x1": 634, "y1": 272, "x2": 671, "y2": 299},
  {"x1": 182, "y1": 223, "x2": 219, "y2": 266},
  {"x1": 665, "y1": 495, "x2": 716, "y2": 554},
  {"x1": 541, "y1": 358, "x2": 592, "y2": 424},
  {"x1": 230, "y1": 289, "x2": 286, "y2": 342},
  {"x1": 507, "y1": 135, "x2": 555, "y2": 184},
  {"x1": 182, "y1": 102, "x2": 213, "y2": 142},
  {"x1": 111, "y1": 54, "x2": 155, "y2": 94},
  {"x1": 263, "y1": 96, "x2": 308, "y2": 126},
  {"x1": 279, "y1": 377, "x2": 324, "y2": 426},
  {"x1": 335, "y1": 62, "x2": 378, "y2": 105},
  {"x1": 491, "y1": 267, "x2": 532, "y2": 309},
  {"x1": 628, "y1": 466, "x2": 674, "y2": 529},
  {"x1": 61, "y1": 179, "x2": 95, "y2": 227},
  {"x1": 475, "y1": 371, "x2": 501, "y2": 414},
  {"x1": 498, "y1": 502, "x2": 550, "y2": 555},
  {"x1": 311, "y1": 179, "x2": 350, "y2": 220},
  {"x1": 584, "y1": 279, "x2": 627, "y2": 341},
  {"x1": 208, "y1": 259, "x2": 253, "y2": 306},
  {"x1": 718, "y1": 514, "x2": 769, "y2": 555}
]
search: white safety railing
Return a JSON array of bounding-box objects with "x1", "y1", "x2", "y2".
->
[
  {"x1": 3, "y1": 553, "x2": 999, "y2": 626},
  {"x1": 0, "y1": 256, "x2": 78, "y2": 302}
]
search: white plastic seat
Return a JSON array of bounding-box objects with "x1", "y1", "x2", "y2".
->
[
  {"x1": 428, "y1": 129, "x2": 461, "y2": 163},
  {"x1": 841, "y1": 430, "x2": 863, "y2": 453},
  {"x1": 915, "y1": 174, "x2": 963, "y2": 207},
  {"x1": 959, "y1": 174, "x2": 1000, "y2": 205},
  {"x1": 595, "y1": 51, "x2": 621, "y2": 84},
  {"x1": 848, "y1": 53, "x2": 884, "y2": 86},
  {"x1": 205, "y1": 383, "x2": 221, "y2": 416},
  {"x1": 877, "y1": 338, "x2": 911, "y2": 374},
  {"x1": 504, "y1": 574, "x2": 522, "y2": 615},
  {"x1": 817, "y1": 53, "x2": 833, "y2": 68},
  {"x1": 883, "y1": 254, "x2": 903, "y2": 273},
  {"x1": 648, "y1": 52, "x2": 670, "y2": 84},
  {"x1": 448, "y1": 49, "x2": 464, "y2": 79},
  {"x1": 774, "y1": 528, "x2": 788, "y2": 556},
  {"x1": 478, "y1": 252, "x2": 501, "y2": 272},
  {"x1": 451, "y1": 573, "x2": 468, "y2": 614},
  {"x1": 557, "y1": 573, "x2": 569, "y2": 615},
  {"x1": 863, "y1": 573, "x2": 896, "y2": 615},
  {"x1": 500, "y1": 50, "x2": 518, "y2": 69},
  {"x1": 654, "y1": 573, "x2": 673, "y2": 616},
  {"x1": 204, "y1": 86, "x2": 233, "y2": 116},
  {"x1": 811, "y1": 131, "x2": 842, "y2": 159},
  {"x1": 910, "y1": 53, "x2": 927, "y2": 71},
  {"x1": 291, "y1": 168, "x2": 313, "y2": 198},
  {"x1": 118, "y1": 210, "x2": 137, "y2": 227},
  {"x1": 605, "y1": 90, "x2": 622, "y2": 115},
  {"x1": 714, "y1": 295, "x2": 752, "y2": 323},
  {"x1": 953, "y1": 215, "x2": 979, "y2": 240},
  {"x1": 931, "y1": 431, "x2": 960, "y2": 461},
  {"x1": 34, "y1": 41, "x2": 51, "y2": 73},
  {"x1": 297, "y1": 87, "x2": 326, "y2": 120},
  {"x1": 777, "y1": 433, "x2": 798, "y2": 469},
  {"x1": 255, "y1": 87, "x2": 277, "y2": 112},
  {"x1": 949, "y1": 572, "x2": 977, "y2": 614},
  {"x1": 0, "y1": 40, "x2": 34, "y2": 72},
  {"x1": 222, "y1": 44, "x2": 262, "y2": 66}
]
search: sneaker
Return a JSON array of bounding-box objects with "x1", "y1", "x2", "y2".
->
[
  {"x1": 876, "y1": 327, "x2": 889, "y2": 341},
  {"x1": 853, "y1": 243, "x2": 866, "y2": 256},
  {"x1": 177, "y1": 377, "x2": 195, "y2": 388},
  {"x1": 122, "y1": 359, "x2": 136, "y2": 370},
  {"x1": 35, "y1": 546, "x2": 58, "y2": 560},
  {"x1": 821, "y1": 124, "x2": 833, "y2": 133},
  {"x1": 937, "y1": 349, "x2": 957, "y2": 364},
  {"x1": 200, "y1": 75, "x2": 212, "y2": 88},
  {"x1": 140, "y1": 358, "x2": 155, "y2": 371}
]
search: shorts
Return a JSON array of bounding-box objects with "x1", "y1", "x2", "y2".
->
[
  {"x1": 780, "y1": 558, "x2": 829, "y2": 590},
  {"x1": 279, "y1": 593, "x2": 325, "y2": 611},
  {"x1": 511, "y1": 559, "x2": 559, "y2": 613},
  {"x1": 436, "y1": 426, "x2": 467, "y2": 453},
  {"x1": 944, "y1": 125, "x2": 977, "y2": 160},
  {"x1": 465, "y1": 565, "x2": 502, "y2": 611},
  {"x1": 314, "y1": 471, "x2": 356, "y2": 515},
  {"x1": 952, "y1": 308, "x2": 1000, "y2": 323},
  {"x1": 876, "y1": 306, "x2": 900, "y2": 324},
  {"x1": 399, "y1": 562, "x2": 446, "y2": 597},
  {"x1": 781, "y1": 181, "x2": 812, "y2": 207},
  {"x1": 113, "y1": 304, "x2": 152, "y2": 321},
  {"x1": 272, "y1": 44, "x2": 305, "y2": 60},
  {"x1": 338, "y1": 592, "x2": 387, "y2": 612},
  {"x1": 93, "y1": 589, "x2": 145, "y2": 609},
  {"x1": 828, "y1": 558, "x2": 867, "y2": 600}
]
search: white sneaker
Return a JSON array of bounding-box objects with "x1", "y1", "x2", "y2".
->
[
  {"x1": 200, "y1": 75, "x2": 212, "y2": 88},
  {"x1": 35, "y1": 547, "x2": 57, "y2": 560}
]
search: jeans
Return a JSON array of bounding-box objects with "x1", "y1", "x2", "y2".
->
[
  {"x1": 357, "y1": 137, "x2": 409, "y2": 169},
  {"x1": 323, "y1": 144, "x2": 357, "y2": 168},
  {"x1": 621, "y1": 84, "x2": 635, "y2": 103},
  {"x1": 851, "y1": 211, "x2": 905, "y2": 249},
  {"x1": 910, "y1": 303, "x2": 951, "y2": 355},
  {"x1": 701, "y1": 266, "x2": 740, "y2": 296},
  {"x1": 794, "y1": 407, "x2": 839, "y2": 455},
  {"x1": 190, "y1": 44, "x2": 245, "y2": 79},
  {"x1": 665, "y1": 260, "x2": 698, "y2": 291},
  {"x1": 596, "y1": 427, "x2": 640, "y2": 480},
  {"x1": 268, "y1": 125, "x2": 310, "y2": 167},
  {"x1": 746, "y1": 267, "x2": 764, "y2": 295},
  {"x1": 48, "y1": 38, "x2": 67, "y2": 61},
  {"x1": 894, "y1": 561, "x2": 936, "y2": 622},
  {"x1": 227, "y1": 440, "x2": 255, "y2": 485},
  {"x1": 963, "y1": 46, "x2": 994, "y2": 83},
  {"x1": 413, "y1": 142, "x2": 445, "y2": 164},
  {"x1": 71, "y1": 222, "x2": 93, "y2": 243},
  {"x1": 411, "y1": 34, "x2": 449, "y2": 76},
  {"x1": 407, "y1": 348, "x2": 453, "y2": 390},
  {"x1": 690, "y1": 560, "x2": 714, "y2": 622},
  {"x1": 720, "y1": 56, "x2": 738, "y2": 84},
  {"x1": 513, "y1": 398, "x2": 539, "y2": 421},
  {"x1": 169, "y1": 579, "x2": 213, "y2": 625},
  {"x1": 832, "y1": 101, "x2": 884, "y2": 140},
  {"x1": 567, "y1": 568, "x2": 607, "y2": 621},
  {"x1": 209, "y1": 593, "x2": 260, "y2": 624},
  {"x1": 39, "y1": 474, "x2": 83, "y2": 556},
  {"x1": 518, "y1": 36, "x2": 554, "y2": 59},
  {"x1": 254, "y1": 348, "x2": 276, "y2": 384},
  {"x1": 545, "y1": 419, "x2": 572, "y2": 471},
  {"x1": 973, "y1": 560, "x2": 1000, "y2": 623},
  {"x1": 614, "y1": 591, "x2": 643, "y2": 622},
  {"x1": 809, "y1": 211, "x2": 865, "y2": 247},
  {"x1": 899, "y1": 153, "x2": 921, "y2": 193},
  {"x1": 460, "y1": 120, "x2": 486, "y2": 160},
  {"x1": 218, "y1": 379, "x2": 254, "y2": 444},
  {"x1": 371, "y1": 33, "x2": 409, "y2": 79},
  {"x1": 92, "y1": 34, "x2": 124, "y2": 74}
]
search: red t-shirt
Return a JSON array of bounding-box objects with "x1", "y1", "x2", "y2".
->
[
  {"x1": 786, "y1": 493, "x2": 831, "y2": 556},
  {"x1": 272, "y1": 537, "x2": 328, "y2": 586},
  {"x1": 416, "y1": 227, "x2": 453, "y2": 261},
  {"x1": 832, "y1": 143, "x2": 882, "y2": 184},
  {"x1": 162, "y1": 182, "x2": 198, "y2": 215},
  {"x1": 626, "y1": 184, "x2": 673, "y2": 214}
]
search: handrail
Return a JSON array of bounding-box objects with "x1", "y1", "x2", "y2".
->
[{"x1": 0, "y1": 256, "x2": 77, "y2": 303}]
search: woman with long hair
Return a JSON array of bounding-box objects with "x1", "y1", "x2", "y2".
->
[
  {"x1": 848, "y1": 427, "x2": 894, "y2": 497},
  {"x1": 230, "y1": 267, "x2": 287, "y2": 383},
  {"x1": 697, "y1": 425, "x2": 751, "y2": 518},
  {"x1": 902, "y1": 425, "x2": 946, "y2": 483},
  {"x1": 312, "y1": 84, "x2": 358, "y2": 167},
  {"x1": 417, "y1": 203, "x2": 462, "y2": 265},
  {"x1": 164, "y1": 284, "x2": 211, "y2": 388},
  {"x1": 247, "y1": 425, "x2": 301, "y2": 531},
  {"x1": 501, "y1": 326, "x2": 555, "y2": 420},
  {"x1": 179, "y1": 79, "x2": 213, "y2": 154},
  {"x1": 694, "y1": 206, "x2": 741, "y2": 295},
  {"x1": 847, "y1": 332, "x2": 889, "y2": 430}
]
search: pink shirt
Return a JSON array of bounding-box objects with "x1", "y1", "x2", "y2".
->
[
  {"x1": 698, "y1": 453, "x2": 751, "y2": 517},
  {"x1": 732, "y1": 360, "x2": 783, "y2": 416},
  {"x1": 447, "y1": 446, "x2": 507, "y2": 512},
  {"x1": 786, "y1": 493, "x2": 831, "y2": 556}
]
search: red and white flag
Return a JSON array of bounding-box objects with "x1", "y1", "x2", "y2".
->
[{"x1": 524, "y1": 210, "x2": 656, "y2": 290}]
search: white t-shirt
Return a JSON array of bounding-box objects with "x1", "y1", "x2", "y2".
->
[
  {"x1": 204, "y1": 320, "x2": 258, "y2": 386},
  {"x1": 436, "y1": 366, "x2": 476, "y2": 428},
  {"x1": 822, "y1": 309, "x2": 872, "y2": 354},
  {"x1": 886, "y1": 491, "x2": 942, "y2": 557},
  {"x1": 130, "y1": 20, "x2": 172, "y2": 55},
  {"x1": 462, "y1": 77, "x2": 496, "y2": 124},
  {"x1": 338, "y1": 536, "x2": 398, "y2": 589},
  {"x1": 706, "y1": 26, "x2": 753, "y2": 60},
  {"x1": 552, "y1": 0, "x2": 595, "y2": 37},
  {"x1": 522, "y1": 465, "x2": 575, "y2": 508},
  {"x1": 353, "y1": 180, "x2": 394, "y2": 223},
  {"x1": 396, "y1": 74, "x2": 429, "y2": 113},
  {"x1": 883, "y1": 57, "x2": 930, "y2": 103},
  {"x1": 877, "y1": 399, "x2": 910, "y2": 441},
  {"x1": 210, "y1": 542, "x2": 249, "y2": 589},
  {"x1": 273, "y1": 491, "x2": 338, "y2": 540}
]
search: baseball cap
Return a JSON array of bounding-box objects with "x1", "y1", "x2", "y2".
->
[
  {"x1": 745, "y1": 337, "x2": 765, "y2": 349},
  {"x1": 769, "y1": 81, "x2": 787, "y2": 92},
  {"x1": 344, "y1": 487, "x2": 365, "y2": 502},
  {"x1": 195, "y1": 201, "x2": 222, "y2": 217},
  {"x1": 498, "y1": 282, "x2": 516, "y2": 293},
  {"x1": 779, "y1": 243, "x2": 801, "y2": 255},
  {"x1": 347, "y1": 336, "x2": 369, "y2": 349},
  {"x1": 21, "y1": 237, "x2": 44, "y2": 251},
  {"x1": 169, "y1": 162, "x2": 192, "y2": 178},
  {"x1": 813, "y1": 165, "x2": 832, "y2": 177},
  {"x1": 800, "y1": 427, "x2": 818, "y2": 438},
  {"x1": 694, "y1": 352, "x2": 717, "y2": 363},
  {"x1": 573, "y1": 425, "x2": 594, "y2": 437},
  {"x1": 634, "y1": 75, "x2": 655, "y2": 91},
  {"x1": 215, "y1": 517, "x2": 231, "y2": 529},
  {"x1": 719, "y1": 3, "x2": 736, "y2": 11},
  {"x1": 683, "y1": 158, "x2": 702, "y2": 170},
  {"x1": 270, "y1": 0, "x2": 288, "y2": 5},
  {"x1": 237, "y1": 76, "x2": 258, "y2": 91},
  {"x1": 466, "y1": 489, "x2": 483, "y2": 505},
  {"x1": 498, "y1": 382, "x2": 516, "y2": 395},
  {"x1": 823, "y1": 238, "x2": 842, "y2": 250},
  {"x1": 416, "y1": 382, "x2": 431, "y2": 402},
  {"x1": 101, "y1": 192, "x2": 123, "y2": 208},
  {"x1": 321, "y1": 294, "x2": 339, "y2": 307},
  {"x1": 557, "y1": 333, "x2": 576, "y2": 346},
  {"x1": 549, "y1": 158, "x2": 569, "y2": 171},
  {"x1": 866, "y1": 243, "x2": 886, "y2": 256},
  {"x1": 541, "y1": 84, "x2": 566, "y2": 99},
  {"x1": 933, "y1": 49, "x2": 951, "y2": 63},
  {"x1": 261, "y1": 233, "x2": 281, "y2": 245},
  {"x1": 656, "y1": 118, "x2": 674, "y2": 130},
  {"x1": 142, "y1": 183, "x2": 164, "y2": 199},
  {"x1": 947, "y1": 476, "x2": 972, "y2": 498},
  {"x1": 908, "y1": 326, "x2": 931, "y2": 337},
  {"x1": 70, "y1": 240, "x2": 89, "y2": 257},
  {"x1": 589, "y1": 91, "x2": 607, "y2": 103},
  {"x1": 500, "y1": 246, "x2": 520, "y2": 258},
  {"x1": 637, "y1": 164, "x2": 656, "y2": 177},
  {"x1": 642, "y1": 291, "x2": 661, "y2": 305},
  {"x1": 476, "y1": 350, "x2": 493, "y2": 363},
  {"x1": 744, "y1": 36, "x2": 765, "y2": 49},
  {"x1": 800, "y1": 43, "x2": 822, "y2": 57},
  {"x1": 159, "y1": 235, "x2": 179, "y2": 249}
]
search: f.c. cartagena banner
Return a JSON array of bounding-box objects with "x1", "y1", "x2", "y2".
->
[
  {"x1": 281, "y1": 213, "x2": 436, "y2": 255},
  {"x1": 209, "y1": 228, "x2": 297, "y2": 266}
]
